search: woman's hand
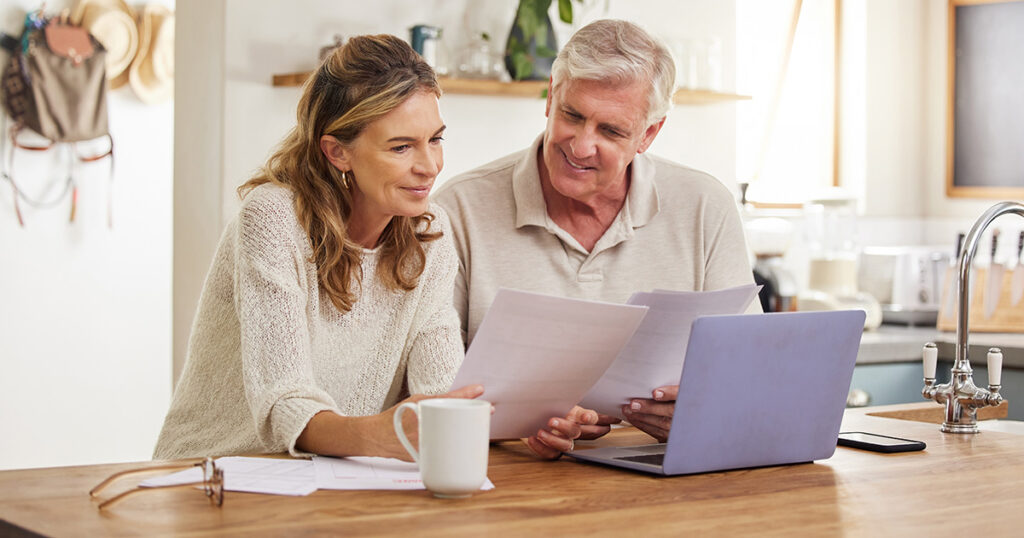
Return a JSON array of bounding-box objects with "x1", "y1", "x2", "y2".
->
[{"x1": 296, "y1": 384, "x2": 485, "y2": 460}]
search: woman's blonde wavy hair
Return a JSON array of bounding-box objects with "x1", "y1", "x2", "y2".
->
[{"x1": 239, "y1": 34, "x2": 442, "y2": 313}]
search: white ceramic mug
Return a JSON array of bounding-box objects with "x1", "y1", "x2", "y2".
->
[{"x1": 393, "y1": 398, "x2": 490, "y2": 498}]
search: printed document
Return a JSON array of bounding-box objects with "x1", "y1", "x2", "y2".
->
[
  {"x1": 578, "y1": 284, "x2": 760, "y2": 417},
  {"x1": 312, "y1": 456, "x2": 495, "y2": 491},
  {"x1": 450, "y1": 288, "x2": 650, "y2": 439},
  {"x1": 140, "y1": 456, "x2": 318, "y2": 496}
]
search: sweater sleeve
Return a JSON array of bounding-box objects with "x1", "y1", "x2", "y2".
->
[
  {"x1": 405, "y1": 209, "x2": 466, "y2": 395},
  {"x1": 234, "y1": 192, "x2": 341, "y2": 457}
]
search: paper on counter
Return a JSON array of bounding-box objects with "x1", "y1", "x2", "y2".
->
[
  {"x1": 140, "y1": 456, "x2": 318, "y2": 496},
  {"x1": 312, "y1": 456, "x2": 494, "y2": 491},
  {"x1": 578, "y1": 284, "x2": 760, "y2": 418},
  {"x1": 450, "y1": 288, "x2": 649, "y2": 439}
]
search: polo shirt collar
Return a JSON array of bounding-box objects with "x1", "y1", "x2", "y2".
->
[{"x1": 511, "y1": 133, "x2": 661, "y2": 230}]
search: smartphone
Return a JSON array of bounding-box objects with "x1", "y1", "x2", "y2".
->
[{"x1": 837, "y1": 431, "x2": 926, "y2": 453}]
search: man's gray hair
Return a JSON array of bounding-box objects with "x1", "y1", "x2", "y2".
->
[{"x1": 551, "y1": 19, "x2": 676, "y2": 126}]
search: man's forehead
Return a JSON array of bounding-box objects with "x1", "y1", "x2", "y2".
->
[{"x1": 554, "y1": 79, "x2": 648, "y2": 130}]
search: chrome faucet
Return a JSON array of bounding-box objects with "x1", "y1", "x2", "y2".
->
[{"x1": 922, "y1": 201, "x2": 1024, "y2": 433}]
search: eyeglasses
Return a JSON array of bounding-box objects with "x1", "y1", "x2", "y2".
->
[{"x1": 89, "y1": 457, "x2": 224, "y2": 510}]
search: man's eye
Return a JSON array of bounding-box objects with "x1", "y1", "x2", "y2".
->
[
  {"x1": 429, "y1": 136, "x2": 445, "y2": 144},
  {"x1": 391, "y1": 145, "x2": 411, "y2": 153}
]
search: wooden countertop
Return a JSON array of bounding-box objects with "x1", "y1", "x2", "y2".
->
[{"x1": 1, "y1": 403, "x2": 1021, "y2": 536}]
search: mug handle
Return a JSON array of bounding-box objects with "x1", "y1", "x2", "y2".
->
[{"x1": 393, "y1": 402, "x2": 420, "y2": 463}]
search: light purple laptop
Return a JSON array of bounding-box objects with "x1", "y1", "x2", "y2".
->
[{"x1": 567, "y1": 310, "x2": 865, "y2": 475}]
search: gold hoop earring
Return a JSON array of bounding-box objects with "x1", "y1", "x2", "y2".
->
[{"x1": 341, "y1": 170, "x2": 350, "y2": 189}]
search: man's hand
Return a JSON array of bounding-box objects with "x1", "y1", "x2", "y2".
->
[
  {"x1": 622, "y1": 385, "x2": 678, "y2": 442},
  {"x1": 523, "y1": 406, "x2": 618, "y2": 458}
]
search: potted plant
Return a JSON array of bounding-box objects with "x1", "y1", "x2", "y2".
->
[{"x1": 504, "y1": 0, "x2": 580, "y2": 81}]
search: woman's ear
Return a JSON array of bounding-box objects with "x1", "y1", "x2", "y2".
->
[{"x1": 320, "y1": 135, "x2": 350, "y2": 172}]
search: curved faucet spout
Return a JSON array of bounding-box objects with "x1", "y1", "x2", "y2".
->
[
  {"x1": 924, "y1": 201, "x2": 1024, "y2": 433},
  {"x1": 955, "y1": 201, "x2": 1024, "y2": 370}
]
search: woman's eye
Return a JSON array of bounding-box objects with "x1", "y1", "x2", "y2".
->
[
  {"x1": 391, "y1": 144, "x2": 411, "y2": 153},
  {"x1": 430, "y1": 136, "x2": 445, "y2": 145}
]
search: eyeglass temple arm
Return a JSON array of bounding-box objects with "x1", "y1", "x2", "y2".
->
[
  {"x1": 89, "y1": 459, "x2": 207, "y2": 497},
  {"x1": 96, "y1": 481, "x2": 207, "y2": 510}
]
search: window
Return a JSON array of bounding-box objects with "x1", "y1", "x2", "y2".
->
[{"x1": 736, "y1": 0, "x2": 838, "y2": 205}]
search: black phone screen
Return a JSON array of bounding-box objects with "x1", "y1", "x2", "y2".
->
[{"x1": 837, "y1": 431, "x2": 926, "y2": 453}]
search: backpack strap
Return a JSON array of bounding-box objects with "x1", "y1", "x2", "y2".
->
[
  {"x1": 72, "y1": 134, "x2": 114, "y2": 227},
  {"x1": 4, "y1": 122, "x2": 75, "y2": 226}
]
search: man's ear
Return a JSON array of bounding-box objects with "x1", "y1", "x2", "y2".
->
[
  {"x1": 637, "y1": 117, "x2": 666, "y2": 154},
  {"x1": 320, "y1": 135, "x2": 350, "y2": 171}
]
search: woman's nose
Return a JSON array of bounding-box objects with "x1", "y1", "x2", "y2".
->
[{"x1": 413, "y1": 146, "x2": 442, "y2": 177}]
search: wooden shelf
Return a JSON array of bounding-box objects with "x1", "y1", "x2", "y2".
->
[{"x1": 272, "y1": 72, "x2": 750, "y2": 105}]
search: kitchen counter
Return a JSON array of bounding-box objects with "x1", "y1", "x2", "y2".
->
[
  {"x1": 858, "y1": 325, "x2": 1024, "y2": 368},
  {"x1": 854, "y1": 325, "x2": 1023, "y2": 419},
  {"x1": 2, "y1": 404, "x2": 1021, "y2": 536}
]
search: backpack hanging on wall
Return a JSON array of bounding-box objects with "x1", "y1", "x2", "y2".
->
[{"x1": 1, "y1": 10, "x2": 114, "y2": 227}]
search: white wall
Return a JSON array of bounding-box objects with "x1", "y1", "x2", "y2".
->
[
  {"x1": 174, "y1": 0, "x2": 740, "y2": 379},
  {"x1": 0, "y1": 0, "x2": 174, "y2": 469}
]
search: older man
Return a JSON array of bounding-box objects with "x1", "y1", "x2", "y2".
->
[{"x1": 434, "y1": 20, "x2": 757, "y2": 458}]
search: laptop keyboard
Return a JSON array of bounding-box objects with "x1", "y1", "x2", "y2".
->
[{"x1": 615, "y1": 453, "x2": 665, "y2": 466}]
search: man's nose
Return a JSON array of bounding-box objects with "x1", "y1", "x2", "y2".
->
[{"x1": 569, "y1": 127, "x2": 598, "y2": 160}]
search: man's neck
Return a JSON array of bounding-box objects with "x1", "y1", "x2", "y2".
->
[{"x1": 537, "y1": 150, "x2": 629, "y2": 253}]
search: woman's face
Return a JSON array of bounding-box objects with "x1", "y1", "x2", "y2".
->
[{"x1": 333, "y1": 90, "x2": 445, "y2": 236}]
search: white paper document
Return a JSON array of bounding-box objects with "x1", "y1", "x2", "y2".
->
[
  {"x1": 312, "y1": 456, "x2": 495, "y2": 491},
  {"x1": 140, "y1": 456, "x2": 318, "y2": 496},
  {"x1": 578, "y1": 284, "x2": 760, "y2": 417},
  {"x1": 450, "y1": 288, "x2": 650, "y2": 439}
]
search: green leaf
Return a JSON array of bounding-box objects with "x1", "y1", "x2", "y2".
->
[
  {"x1": 535, "y1": 44, "x2": 557, "y2": 58},
  {"x1": 558, "y1": 0, "x2": 573, "y2": 24},
  {"x1": 507, "y1": 36, "x2": 527, "y2": 56},
  {"x1": 512, "y1": 51, "x2": 534, "y2": 81}
]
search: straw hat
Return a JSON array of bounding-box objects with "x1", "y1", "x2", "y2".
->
[
  {"x1": 70, "y1": 0, "x2": 138, "y2": 87},
  {"x1": 128, "y1": 4, "x2": 174, "y2": 104}
]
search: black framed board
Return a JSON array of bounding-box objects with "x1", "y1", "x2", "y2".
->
[{"x1": 947, "y1": 0, "x2": 1024, "y2": 198}]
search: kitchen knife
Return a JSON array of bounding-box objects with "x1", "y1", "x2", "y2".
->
[
  {"x1": 1011, "y1": 231, "x2": 1024, "y2": 306},
  {"x1": 984, "y1": 230, "x2": 1003, "y2": 319}
]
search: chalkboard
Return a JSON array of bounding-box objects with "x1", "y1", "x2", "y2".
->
[{"x1": 947, "y1": 0, "x2": 1024, "y2": 198}]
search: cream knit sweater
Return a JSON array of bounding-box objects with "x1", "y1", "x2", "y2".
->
[{"x1": 153, "y1": 184, "x2": 463, "y2": 460}]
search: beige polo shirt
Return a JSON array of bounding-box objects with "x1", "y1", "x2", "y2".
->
[{"x1": 433, "y1": 135, "x2": 757, "y2": 344}]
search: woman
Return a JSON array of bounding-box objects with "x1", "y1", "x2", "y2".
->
[{"x1": 154, "y1": 34, "x2": 480, "y2": 461}]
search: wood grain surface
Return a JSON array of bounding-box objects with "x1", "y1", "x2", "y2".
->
[{"x1": 1, "y1": 403, "x2": 1021, "y2": 537}]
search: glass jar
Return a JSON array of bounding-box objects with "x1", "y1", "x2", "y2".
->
[{"x1": 804, "y1": 194, "x2": 859, "y2": 297}]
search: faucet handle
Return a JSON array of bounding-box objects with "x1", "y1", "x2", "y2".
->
[
  {"x1": 988, "y1": 347, "x2": 1003, "y2": 389},
  {"x1": 923, "y1": 342, "x2": 938, "y2": 381}
]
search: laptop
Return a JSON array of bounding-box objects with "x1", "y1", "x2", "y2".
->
[{"x1": 567, "y1": 310, "x2": 865, "y2": 475}]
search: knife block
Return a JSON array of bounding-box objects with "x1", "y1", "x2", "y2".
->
[{"x1": 937, "y1": 266, "x2": 1024, "y2": 332}]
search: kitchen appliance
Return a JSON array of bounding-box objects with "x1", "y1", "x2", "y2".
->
[
  {"x1": 744, "y1": 217, "x2": 798, "y2": 312},
  {"x1": 859, "y1": 246, "x2": 951, "y2": 326},
  {"x1": 799, "y1": 194, "x2": 881, "y2": 329}
]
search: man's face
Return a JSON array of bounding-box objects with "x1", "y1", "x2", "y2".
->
[{"x1": 540, "y1": 78, "x2": 664, "y2": 204}]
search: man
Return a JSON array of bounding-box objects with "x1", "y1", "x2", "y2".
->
[{"x1": 434, "y1": 20, "x2": 757, "y2": 458}]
